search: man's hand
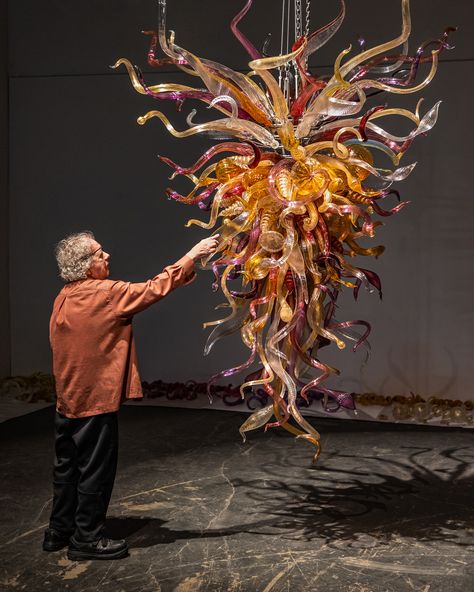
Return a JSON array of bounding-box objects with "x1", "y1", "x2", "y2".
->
[{"x1": 186, "y1": 234, "x2": 220, "y2": 261}]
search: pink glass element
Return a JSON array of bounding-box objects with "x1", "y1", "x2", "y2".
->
[
  {"x1": 230, "y1": 0, "x2": 262, "y2": 61},
  {"x1": 158, "y1": 142, "x2": 257, "y2": 177}
]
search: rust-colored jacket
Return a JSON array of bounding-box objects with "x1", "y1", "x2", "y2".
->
[{"x1": 50, "y1": 256, "x2": 195, "y2": 418}]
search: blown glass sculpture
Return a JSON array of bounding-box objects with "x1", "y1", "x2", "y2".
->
[{"x1": 115, "y1": 0, "x2": 453, "y2": 459}]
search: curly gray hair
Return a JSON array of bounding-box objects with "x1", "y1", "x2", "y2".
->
[{"x1": 55, "y1": 231, "x2": 96, "y2": 282}]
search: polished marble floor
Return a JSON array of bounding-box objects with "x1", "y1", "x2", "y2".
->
[{"x1": 1, "y1": 405, "x2": 473, "y2": 591}]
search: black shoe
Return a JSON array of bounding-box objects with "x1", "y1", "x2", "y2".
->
[
  {"x1": 43, "y1": 528, "x2": 72, "y2": 552},
  {"x1": 67, "y1": 536, "x2": 128, "y2": 561}
]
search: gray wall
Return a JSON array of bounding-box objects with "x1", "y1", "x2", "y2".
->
[
  {"x1": 6, "y1": 1, "x2": 474, "y2": 398},
  {"x1": 1, "y1": 0, "x2": 10, "y2": 379}
]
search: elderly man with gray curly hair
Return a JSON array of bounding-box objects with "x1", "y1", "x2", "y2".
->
[{"x1": 43, "y1": 230, "x2": 219, "y2": 561}]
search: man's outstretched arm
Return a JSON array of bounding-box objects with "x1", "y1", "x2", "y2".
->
[{"x1": 108, "y1": 235, "x2": 219, "y2": 317}]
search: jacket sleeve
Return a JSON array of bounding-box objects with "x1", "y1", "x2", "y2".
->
[{"x1": 108, "y1": 255, "x2": 196, "y2": 317}]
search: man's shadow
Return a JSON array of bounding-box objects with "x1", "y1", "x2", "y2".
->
[{"x1": 107, "y1": 445, "x2": 474, "y2": 549}]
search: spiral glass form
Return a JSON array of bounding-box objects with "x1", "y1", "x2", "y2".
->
[{"x1": 115, "y1": 0, "x2": 454, "y2": 460}]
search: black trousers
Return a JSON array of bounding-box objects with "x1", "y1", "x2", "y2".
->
[{"x1": 49, "y1": 411, "x2": 118, "y2": 542}]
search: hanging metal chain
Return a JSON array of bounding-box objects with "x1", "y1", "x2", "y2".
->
[
  {"x1": 304, "y1": 0, "x2": 311, "y2": 38},
  {"x1": 295, "y1": 0, "x2": 303, "y2": 41},
  {"x1": 279, "y1": 0, "x2": 310, "y2": 100}
]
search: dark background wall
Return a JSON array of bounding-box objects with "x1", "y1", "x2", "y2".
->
[
  {"x1": 1, "y1": 0, "x2": 9, "y2": 378},
  {"x1": 5, "y1": 1, "x2": 474, "y2": 398}
]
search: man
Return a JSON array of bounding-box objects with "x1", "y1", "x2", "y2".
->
[{"x1": 43, "y1": 231, "x2": 219, "y2": 561}]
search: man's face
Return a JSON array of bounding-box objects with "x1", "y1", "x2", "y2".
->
[{"x1": 86, "y1": 239, "x2": 110, "y2": 280}]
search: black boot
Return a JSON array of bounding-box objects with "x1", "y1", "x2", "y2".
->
[
  {"x1": 43, "y1": 527, "x2": 72, "y2": 552},
  {"x1": 67, "y1": 536, "x2": 128, "y2": 561}
]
